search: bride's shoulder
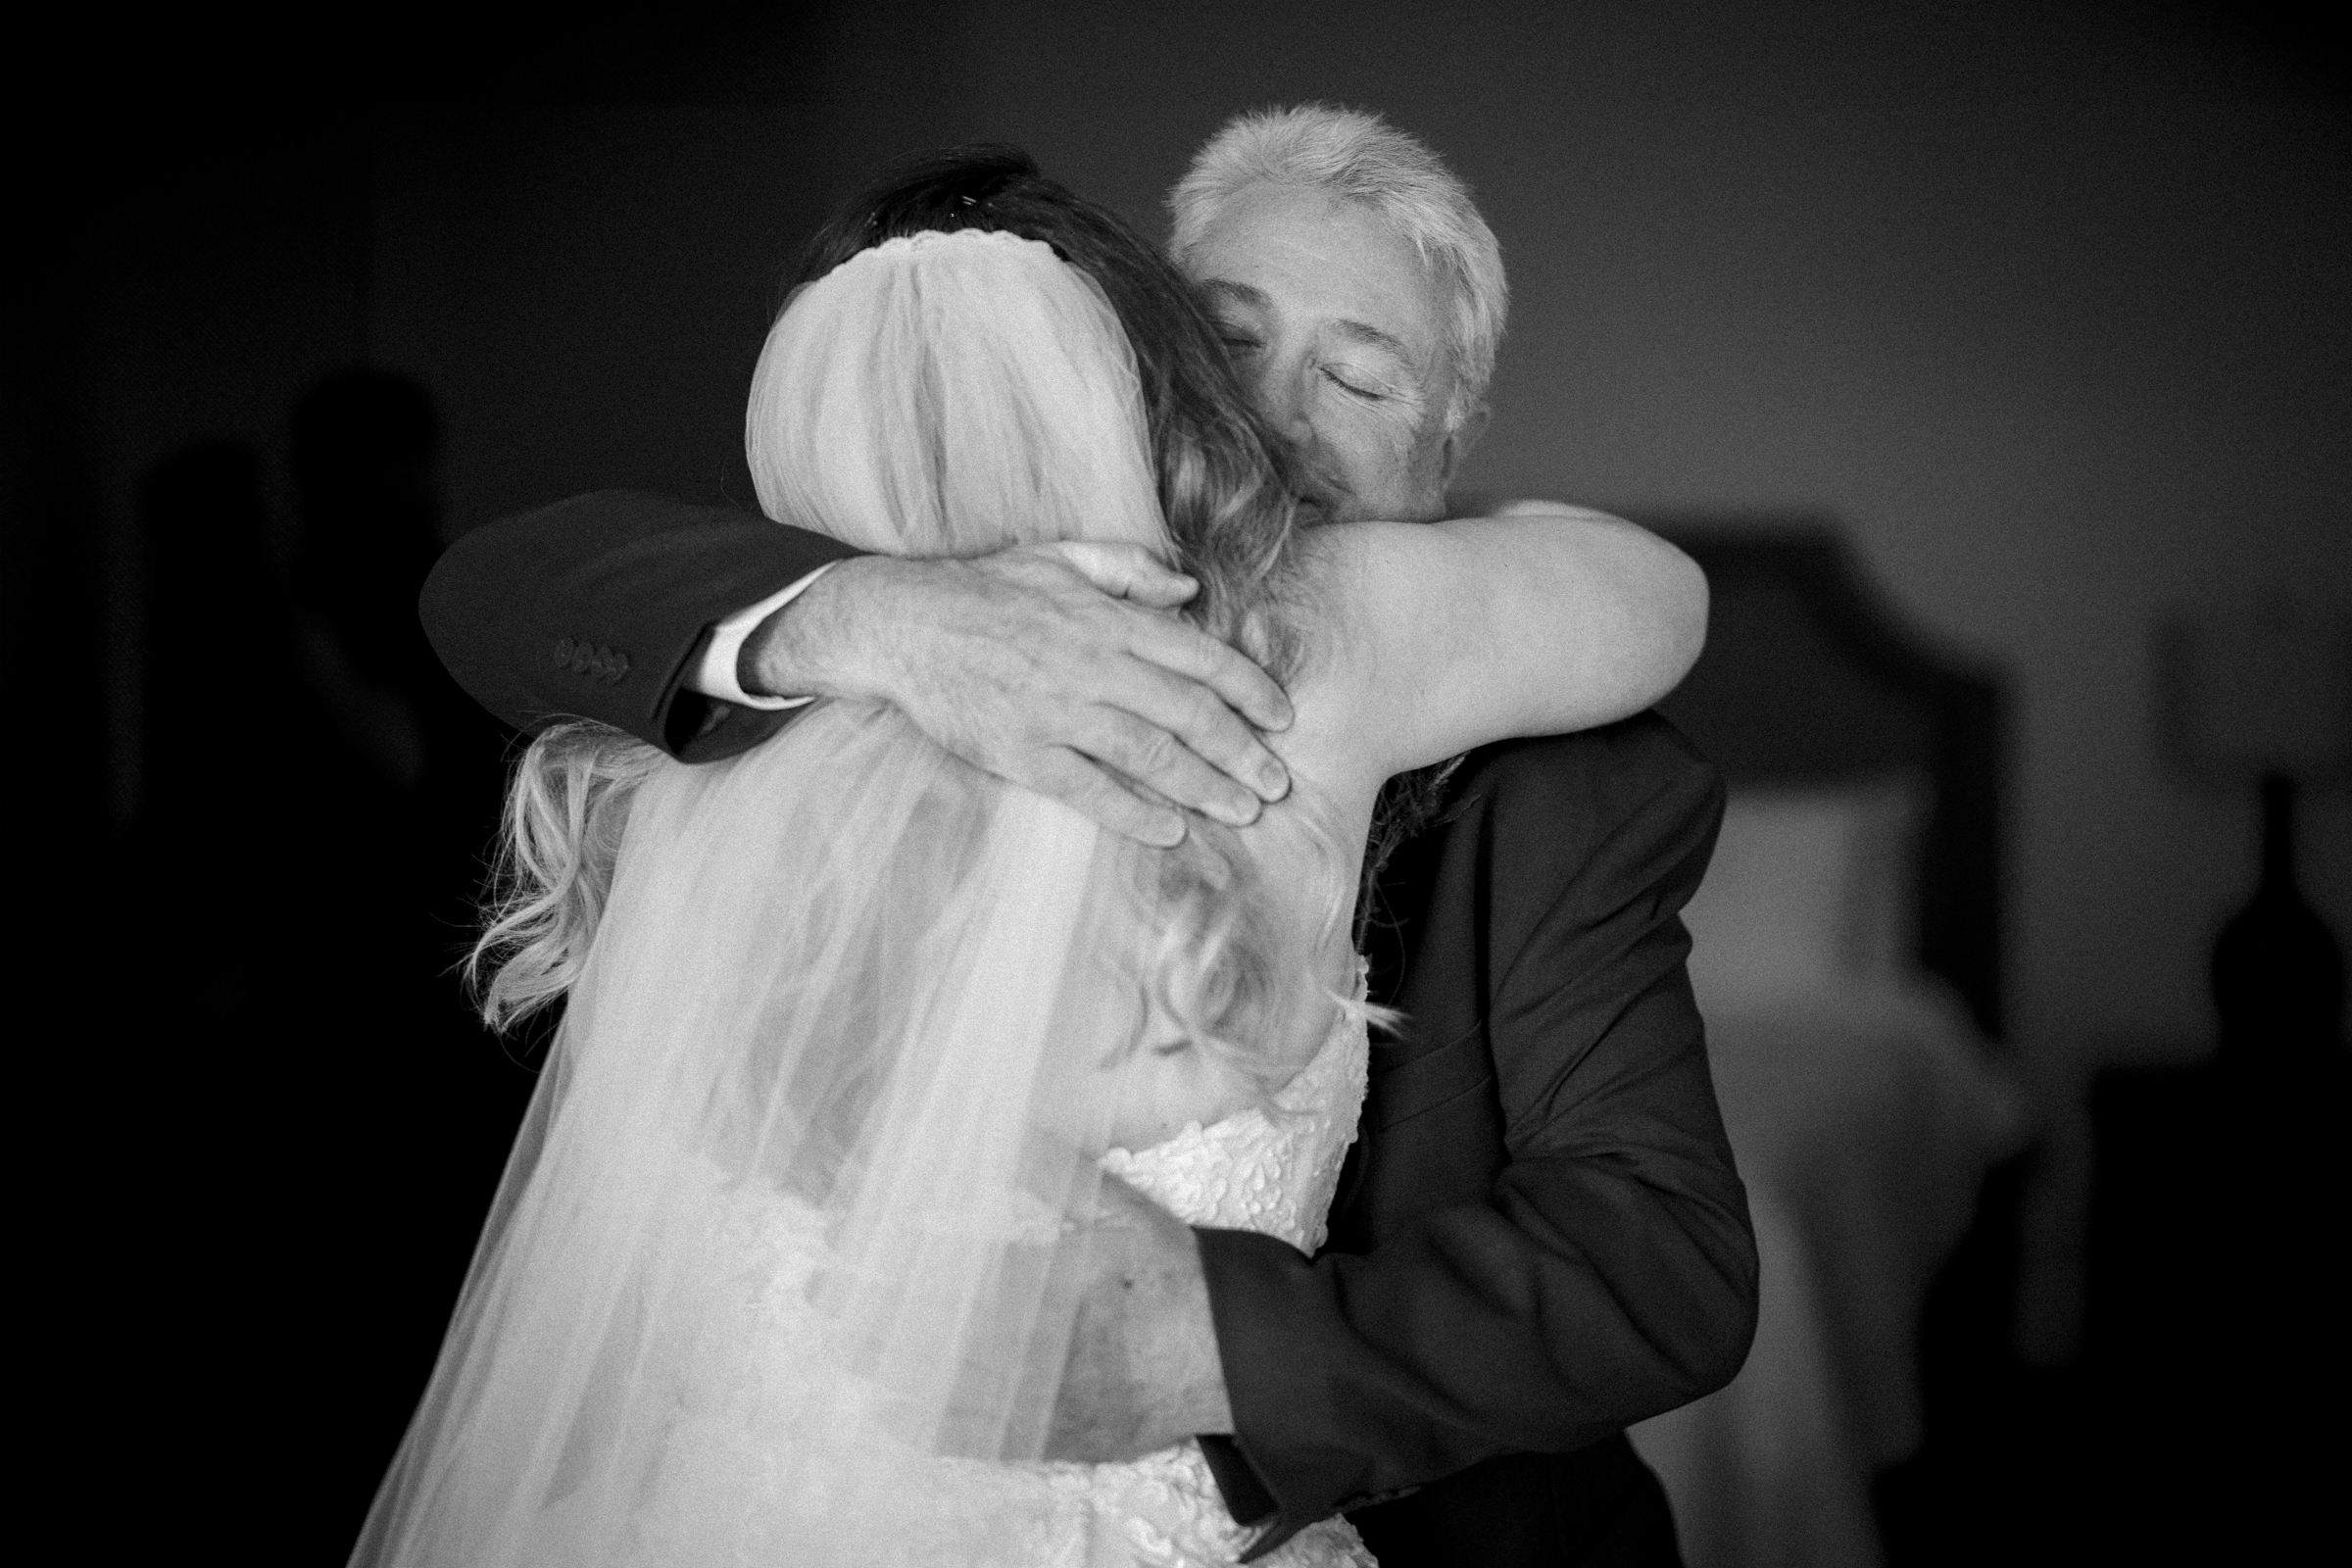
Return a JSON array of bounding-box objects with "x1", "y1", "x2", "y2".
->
[
  {"x1": 1485, "y1": 497, "x2": 1610, "y2": 518},
  {"x1": 1269, "y1": 525, "x2": 1435, "y2": 802},
  {"x1": 1289, "y1": 499, "x2": 1627, "y2": 621},
  {"x1": 1285, "y1": 514, "x2": 1493, "y2": 650},
  {"x1": 1285, "y1": 517, "x2": 1433, "y2": 608},
  {"x1": 1293, "y1": 502, "x2": 1606, "y2": 574}
]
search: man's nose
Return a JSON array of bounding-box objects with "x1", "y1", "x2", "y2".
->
[{"x1": 1248, "y1": 357, "x2": 1313, "y2": 442}]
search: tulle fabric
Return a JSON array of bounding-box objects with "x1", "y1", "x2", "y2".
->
[
  {"x1": 354, "y1": 231, "x2": 1303, "y2": 1565},
  {"x1": 748, "y1": 229, "x2": 1168, "y2": 558}
]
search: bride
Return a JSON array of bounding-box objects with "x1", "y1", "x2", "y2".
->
[{"x1": 353, "y1": 148, "x2": 1704, "y2": 1568}]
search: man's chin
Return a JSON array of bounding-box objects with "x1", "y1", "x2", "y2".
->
[
  {"x1": 1296, "y1": 492, "x2": 1441, "y2": 526},
  {"x1": 1296, "y1": 492, "x2": 1383, "y2": 527}
]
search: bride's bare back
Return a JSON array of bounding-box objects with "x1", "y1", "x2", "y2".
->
[{"x1": 1091, "y1": 502, "x2": 1706, "y2": 1149}]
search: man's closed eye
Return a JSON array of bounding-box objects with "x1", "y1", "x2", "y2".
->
[{"x1": 1321, "y1": 367, "x2": 1388, "y2": 401}]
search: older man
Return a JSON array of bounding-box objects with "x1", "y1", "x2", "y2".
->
[{"x1": 424, "y1": 108, "x2": 1755, "y2": 1568}]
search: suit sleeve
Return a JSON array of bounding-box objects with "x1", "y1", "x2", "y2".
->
[
  {"x1": 1196, "y1": 719, "x2": 1759, "y2": 1524},
  {"x1": 417, "y1": 490, "x2": 861, "y2": 762}
]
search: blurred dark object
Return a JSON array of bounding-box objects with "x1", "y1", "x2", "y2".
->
[
  {"x1": 118, "y1": 371, "x2": 531, "y2": 1561},
  {"x1": 138, "y1": 438, "x2": 291, "y2": 766},
  {"x1": 1625, "y1": 522, "x2": 2020, "y2": 1566},
  {"x1": 2211, "y1": 774, "x2": 2346, "y2": 1059},
  {"x1": 1655, "y1": 521, "x2": 2006, "y2": 1038},
  {"x1": 2079, "y1": 1048, "x2": 2349, "y2": 1562},
  {"x1": 289, "y1": 368, "x2": 449, "y2": 798},
  {"x1": 135, "y1": 439, "x2": 308, "y2": 1003},
  {"x1": 274, "y1": 368, "x2": 534, "y2": 1560},
  {"x1": 1869, "y1": 1037, "x2": 2348, "y2": 1568},
  {"x1": 282, "y1": 368, "x2": 513, "y2": 925},
  {"x1": 2159, "y1": 592, "x2": 2351, "y2": 1062},
  {"x1": 128, "y1": 438, "x2": 327, "y2": 1562}
]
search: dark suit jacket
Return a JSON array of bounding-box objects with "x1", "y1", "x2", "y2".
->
[
  {"x1": 1207, "y1": 725, "x2": 1754, "y2": 1565},
  {"x1": 420, "y1": 491, "x2": 1758, "y2": 1568}
]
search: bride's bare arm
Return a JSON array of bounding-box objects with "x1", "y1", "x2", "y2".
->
[{"x1": 1298, "y1": 506, "x2": 1707, "y2": 780}]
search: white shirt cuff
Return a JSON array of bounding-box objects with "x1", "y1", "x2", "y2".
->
[{"x1": 687, "y1": 561, "x2": 843, "y2": 710}]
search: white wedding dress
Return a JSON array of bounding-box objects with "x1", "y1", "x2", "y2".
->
[{"x1": 618, "y1": 967, "x2": 1380, "y2": 1568}]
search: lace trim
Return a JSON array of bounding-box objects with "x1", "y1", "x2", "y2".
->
[{"x1": 851, "y1": 227, "x2": 1055, "y2": 268}]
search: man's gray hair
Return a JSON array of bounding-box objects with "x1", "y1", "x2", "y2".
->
[{"x1": 1168, "y1": 104, "x2": 1507, "y2": 433}]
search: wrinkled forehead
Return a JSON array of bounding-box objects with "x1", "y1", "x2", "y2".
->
[{"x1": 1182, "y1": 184, "x2": 1450, "y2": 365}]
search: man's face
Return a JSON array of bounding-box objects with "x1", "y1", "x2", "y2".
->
[{"x1": 1184, "y1": 182, "x2": 1479, "y2": 525}]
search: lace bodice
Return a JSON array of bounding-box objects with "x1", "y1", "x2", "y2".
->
[
  {"x1": 1101, "y1": 971, "x2": 1370, "y2": 1252},
  {"x1": 620, "y1": 975, "x2": 1377, "y2": 1568},
  {"x1": 1056, "y1": 967, "x2": 1374, "y2": 1568}
]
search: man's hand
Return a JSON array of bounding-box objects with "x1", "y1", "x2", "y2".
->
[
  {"x1": 1044, "y1": 1173, "x2": 1235, "y2": 1462},
  {"x1": 741, "y1": 543, "x2": 1293, "y2": 846}
]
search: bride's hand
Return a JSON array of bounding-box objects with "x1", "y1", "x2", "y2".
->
[{"x1": 741, "y1": 542, "x2": 1293, "y2": 847}]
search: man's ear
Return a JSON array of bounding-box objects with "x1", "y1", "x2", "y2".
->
[{"x1": 1439, "y1": 405, "x2": 1491, "y2": 482}]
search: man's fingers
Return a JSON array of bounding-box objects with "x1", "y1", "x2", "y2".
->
[
  {"x1": 1126, "y1": 615, "x2": 1295, "y2": 737},
  {"x1": 1050, "y1": 541, "x2": 1200, "y2": 610},
  {"x1": 1075, "y1": 710, "x2": 1261, "y2": 828},
  {"x1": 882, "y1": 542, "x2": 1292, "y2": 839},
  {"x1": 1024, "y1": 749, "x2": 1187, "y2": 848},
  {"x1": 1108, "y1": 666, "x2": 1289, "y2": 808}
]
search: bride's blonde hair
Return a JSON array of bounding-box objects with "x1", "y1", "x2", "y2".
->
[{"x1": 471, "y1": 148, "x2": 1343, "y2": 1077}]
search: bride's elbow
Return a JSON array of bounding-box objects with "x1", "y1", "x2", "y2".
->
[
  {"x1": 1611, "y1": 540, "x2": 1707, "y2": 713},
  {"x1": 1657, "y1": 547, "x2": 1709, "y2": 692}
]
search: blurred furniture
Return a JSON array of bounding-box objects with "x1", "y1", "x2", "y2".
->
[
  {"x1": 1623, "y1": 524, "x2": 2026, "y2": 1568},
  {"x1": 2157, "y1": 594, "x2": 2350, "y2": 1061},
  {"x1": 2065, "y1": 1042, "x2": 2349, "y2": 1564},
  {"x1": 2048, "y1": 593, "x2": 2352, "y2": 1560}
]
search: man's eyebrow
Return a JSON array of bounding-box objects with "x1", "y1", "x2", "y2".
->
[
  {"x1": 1331, "y1": 318, "x2": 1417, "y2": 366},
  {"x1": 1200, "y1": 279, "x2": 1420, "y2": 366},
  {"x1": 1200, "y1": 279, "x2": 1271, "y2": 311}
]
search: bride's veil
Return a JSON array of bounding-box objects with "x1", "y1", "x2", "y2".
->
[{"x1": 356, "y1": 230, "x2": 1251, "y2": 1565}]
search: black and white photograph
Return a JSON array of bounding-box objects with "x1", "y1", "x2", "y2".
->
[{"x1": 14, "y1": 4, "x2": 2345, "y2": 1565}]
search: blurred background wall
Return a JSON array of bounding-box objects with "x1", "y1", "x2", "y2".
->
[{"x1": 57, "y1": 0, "x2": 2348, "y2": 1076}]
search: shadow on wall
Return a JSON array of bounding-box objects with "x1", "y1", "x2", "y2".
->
[{"x1": 123, "y1": 371, "x2": 534, "y2": 1563}]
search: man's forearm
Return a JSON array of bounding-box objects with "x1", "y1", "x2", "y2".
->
[
  {"x1": 1045, "y1": 1184, "x2": 1235, "y2": 1462},
  {"x1": 1090, "y1": 1226, "x2": 1235, "y2": 1445},
  {"x1": 736, "y1": 556, "x2": 901, "y2": 704},
  {"x1": 1166, "y1": 1235, "x2": 1237, "y2": 1438}
]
